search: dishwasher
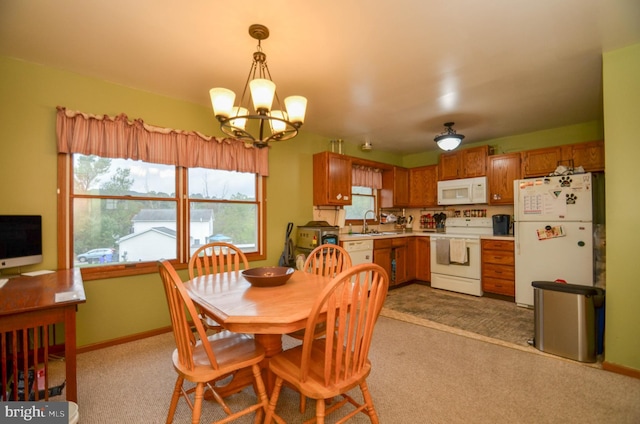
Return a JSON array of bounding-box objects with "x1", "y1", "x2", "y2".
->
[{"x1": 343, "y1": 239, "x2": 374, "y2": 265}]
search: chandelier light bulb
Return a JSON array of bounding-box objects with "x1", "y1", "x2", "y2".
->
[
  {"x1": 285, "y1": 96, "x2": 307, "y2": 125},
  {"x1": 209, "y1": 88, "x2": 235, "y2": 118},
  {"x1": 249, "y1": 79, "x2": 276, "y2": 113}
]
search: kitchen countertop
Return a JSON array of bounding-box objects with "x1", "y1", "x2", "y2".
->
[{"x1": 340, "y1": 231, "x2": 514, "y2": 242}]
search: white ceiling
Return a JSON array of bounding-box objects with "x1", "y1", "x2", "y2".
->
[{"x1": 1, "y1": 0, "x2": 639, "y2": 154}]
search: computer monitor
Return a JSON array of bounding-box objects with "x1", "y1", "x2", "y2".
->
[{"x1": 0, "y1": 215, "x2": 43, "y2": 270}]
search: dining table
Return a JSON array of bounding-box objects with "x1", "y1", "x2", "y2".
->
[{"x1": 183, "y1": 269, "x2": 332, "y2": 394}]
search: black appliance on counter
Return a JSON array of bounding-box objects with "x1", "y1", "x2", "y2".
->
[{"x1": 492, "y1": 214, "x2": 511, "y2": 236}]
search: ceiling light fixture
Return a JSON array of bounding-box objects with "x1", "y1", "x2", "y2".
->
[
  {"x1": 209, "y1": 24, "x2": 307, "y2": 148},
  {"x1": 434, "y1": 122, "x2": 465, "y2": 151}
]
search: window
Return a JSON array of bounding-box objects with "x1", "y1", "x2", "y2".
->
[
  {"x1": 344, "y1": 186, "x2": 377, "y2": 222},
  {"x1": 61, "y1": 154, "x2": 265, "y2": 278}
]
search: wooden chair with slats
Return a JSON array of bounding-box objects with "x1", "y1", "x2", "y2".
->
[
  {"x1": 158, "y1": 260, "x2": 269, "y2": 424},
  {"x1": 287, "y1": 243, "x2": 352, "y2": 341},
  {"x1": 188, "y1": 242, "x2": 249, "y2": 332},
  {"x1": 265, "y1": 263, "x2": 389, "y2": 424}
]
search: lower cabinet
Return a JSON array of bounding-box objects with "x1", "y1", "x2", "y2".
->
[
  {"x1": 373, "y1": 237, "x2": 410, "y2": 286},
  {"x1": 415, "y1": 236, "x2": 430, "y2": 281},
  {"x1": 481, "y1": 239, "x2": 515, "y2": 296},
  {"x1": 373, "y1": 239, "x2": 393, "y2": 284}
]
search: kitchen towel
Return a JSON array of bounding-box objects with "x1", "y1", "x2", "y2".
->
[
  {"x1": 435, "y1": 239, "x2": 450, "y2": 265},
  {"x1": 449, "y1": 239, "x2": 467, "y2": 263}
]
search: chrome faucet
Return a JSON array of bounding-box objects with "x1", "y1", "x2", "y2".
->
[{"x1": 363, "y1": 210, "x2": 376, "y2": 233}]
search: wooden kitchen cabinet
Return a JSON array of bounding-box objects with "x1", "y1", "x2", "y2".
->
[
  {"x1": 406, "y1": 237, "x2": 416, "y2": 281},
  {"x1": 392, "y1": 237, "x2": 408, "y2": 285},
  {"x1": 481, "y1": 239, "x2": 515, "y2": 297},
  {"x1": 409, "y1": 165, "x2": 438, "y2": 207},
  {"x1": 373, "y1": 238, "x2": 392, "y2": 284},
  {"x1": 438, "y1": 145, "x2": 489, "y2": 180},
  {"x1": 381, "y1": 166, "x2": 410, "y2": 208},
  {"x1": 487, "y1": 153, "x2": 521, "y2": 205},
  {"x1": 564, "y1": 140, "x2": 605, "y2": 172},
  {"x1": 313, "y1": 152, "x2": 352, "y2": 206},
  {"x1": 521, "y1": 146, "x2": 562, "y2": 178},
  {"x1": 373, "y1": 237, "x2": 410, "y2": 286},
  {"x1": 415, "y1": 236, "x2": 430, "y2": 281},
  {"x1": 520, "y1": 141, "x2": 604, "y2": 178}
]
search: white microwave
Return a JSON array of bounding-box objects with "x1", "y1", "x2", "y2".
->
[{"x1": 437, "y1": 176, "x2": 488, "y2": 205}]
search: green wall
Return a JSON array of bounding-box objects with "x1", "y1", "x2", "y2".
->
[
  {"x1": 602, "y1": 43, "x2": 640, "y2": 371},
  {"x1": 1, "y1": 50, "x2": 638, "y2": 373}
]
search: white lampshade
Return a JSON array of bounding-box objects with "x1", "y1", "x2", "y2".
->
[
  {"x1": 229, "y1": 107, "x2": 248, "y2": 130},
  {"x1": 436, "y1": 136, "x2": 463, "y2": 151},
  {"x1": 209, "y1": 88, "x2": 235, "y2": 118},
  {"x1": 269, "y1": 110, "x2": 288, "y2": 133},
  {"x1": 285, "y1": 95, "x2": 307, "y2": 124},
  {"x1": 249, "y1": 79, "x2": 276, "y2": 112}
]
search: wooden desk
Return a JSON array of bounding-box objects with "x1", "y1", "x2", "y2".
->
[
  {"x1": 0, "y1": 269, "x2": 86, "y2": 402},
  {"x1": 184, "y1": 270, "x2": 331, "y2": 391}
]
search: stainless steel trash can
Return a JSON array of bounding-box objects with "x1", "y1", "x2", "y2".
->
[{"x1": 532, "y1": 281, "x2": 605, "y2": 363}]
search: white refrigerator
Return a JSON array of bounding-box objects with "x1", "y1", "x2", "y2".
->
[{"x1": 514, "y1": 173, "x2": 594, "y2": 307}]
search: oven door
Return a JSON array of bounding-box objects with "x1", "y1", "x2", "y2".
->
[{"x1": 430, "y1": 236, "x2": 481, "y2": 279}]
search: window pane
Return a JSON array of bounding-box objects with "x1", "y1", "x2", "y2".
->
[
  {"x1": 345, "y1": 187, "x2": 375, "y2": 220},
  {"x1": 73, "y1": 198, "x2": 177, "y2": 265},
  {"x1": 190, "y1": 202, "x2": 258, "y2": 254},
  {"x1": 188, "y1": 168, "x2": 255, "y2": 200},
  {"x1": 73, "y1": 154, "x2": 175, "y2": 197}
]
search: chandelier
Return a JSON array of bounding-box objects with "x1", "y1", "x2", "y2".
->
[
  {"x1": 434, "y1": 122, "x2": 465, "y2": 151},
  {"x1": 209, "y1": 24, "x2": 307, "y2": 148}
]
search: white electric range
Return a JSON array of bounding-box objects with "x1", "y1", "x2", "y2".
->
[{"x1": 430, "y1": 218, "x2": 493, "y2": 296}]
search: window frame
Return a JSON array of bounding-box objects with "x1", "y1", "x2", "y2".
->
[
  {"x1": 57, "y1": 154, "x2": 266, "y2": 280},
  {"x1": 344, "y1": 186, "x2": 378, "y2": 226}
]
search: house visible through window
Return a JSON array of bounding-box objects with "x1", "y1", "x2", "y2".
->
[{"x1": 67, "y1": 154, "x2": 263, "y2": 274}]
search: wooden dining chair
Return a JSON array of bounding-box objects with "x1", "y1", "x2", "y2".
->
[
  {"x1": 188, "y1": 242, "x2": 249, "y2": 332},
  {"x1": 188, "y1": 242, "x2": 249, "y2": 280},
  {"x1": 158, "y1": 260, "x2": 269, "y2": 424},
  {"x1": 288, "y1": 243, "x2": 353, "y2": 341},
  {"x1": 289, "y1": 243, "x2": 353, "y2": 413},
  {"x1": 264, "y1": 263, "x2": 389, "y2": 424}
]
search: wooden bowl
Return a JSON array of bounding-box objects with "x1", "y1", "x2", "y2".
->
[{"x1": 242, "y1": 266, "x2": 295, "y2": 287}]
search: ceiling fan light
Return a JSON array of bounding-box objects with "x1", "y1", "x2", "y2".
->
[
  {"x1": 285, "y1": 95, "x2": 307, "y2": 125},
  {"x1": 209, "y1": 88, "x2": 235, "y2": 118},
  {"x1": 249, "y1": 78, "x2": 276, "y2": 112}
]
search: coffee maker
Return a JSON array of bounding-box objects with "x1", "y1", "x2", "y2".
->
[{"x1": 492, "y1": 214, "x2": 511, "y2": 236}]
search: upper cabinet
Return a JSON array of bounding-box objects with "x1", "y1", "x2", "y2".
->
[
  {"x1": 313, "y1": 152, "x2": 352, "y2": 206},
  {"x1": 438, "y1": 145, "x2": 489, "y2": 180},
  {"x1": 520, "y1": 146, "x2": 563, "y2": 178},
  {"x1": 409, "y1": 165, "x2": 438, "y2": 207},
  {"x1": 487, "y1": 153, "x2": 521, "y2": 205},
  {"x1": 521, "y1": 140, "x2": 604, "y2": 178},
  {"x1": 381, "y1": 166, "x2": 410, "y2": 208},
  {"x1": 564, "y1": 140, "x2": 605, "y2": 173}
]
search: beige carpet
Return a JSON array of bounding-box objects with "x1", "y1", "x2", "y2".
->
[{"x1": 44, "y1": 314, "x2": 640, "y2": 423}]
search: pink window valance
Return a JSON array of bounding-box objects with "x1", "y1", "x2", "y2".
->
[
  {"x1": 352, "y1": 165, "x2": 382, "y2": 189},
  {"x1": 55, "y1": 106, "x2": 269, "y2": 176}
]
